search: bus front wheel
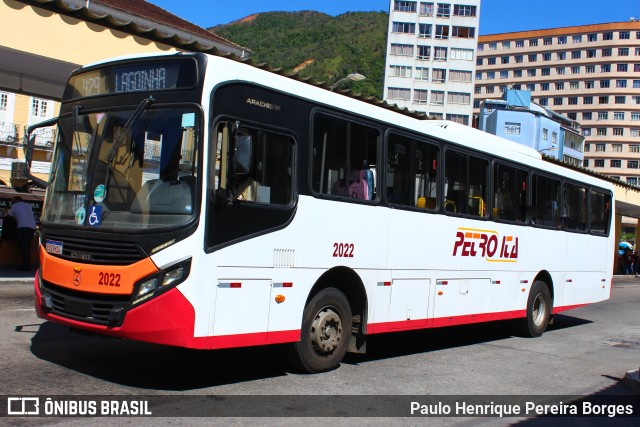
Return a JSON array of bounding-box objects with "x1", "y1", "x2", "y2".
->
[
  {"x1": 289, "y1": 287, "x2": 352, "y2": 373},
  {"x1": 517, "y1": 281, "x2": 551, "y2": 338}
]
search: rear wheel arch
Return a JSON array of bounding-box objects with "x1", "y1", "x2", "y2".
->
[
  {"x1": 517, "y1": 277, "x2": 552, "y2": 338},
  {"x1": 533, "y1": 270, "x2": 554, "y2": 307}
]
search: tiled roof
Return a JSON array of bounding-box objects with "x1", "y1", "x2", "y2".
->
[
  {"x1": 93, "y1": 0, "x2": 230, "y2": 44},
  {"x1": 16, "y1": 0, "x2": 249, "y2": 57}
]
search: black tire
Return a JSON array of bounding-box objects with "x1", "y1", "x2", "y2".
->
[
  {"x1": 517, "y1": 281, "x2": 552, "y2": 337},
  {"x1": 289, "y1": 287, "x2": 352, "y2": 373}
]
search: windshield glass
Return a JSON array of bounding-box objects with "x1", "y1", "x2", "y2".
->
[{"x1": 43, "y1": 106, "x2": 199, "y2": 230}]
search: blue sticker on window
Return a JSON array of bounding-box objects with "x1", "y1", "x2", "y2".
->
[{"x1": 87, "y1": 205, "x2": 102, "y2": 226}]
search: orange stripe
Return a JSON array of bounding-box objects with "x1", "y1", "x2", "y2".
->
[{"x1": 39, "y1": 247, "x2": 158, "y2": 295}]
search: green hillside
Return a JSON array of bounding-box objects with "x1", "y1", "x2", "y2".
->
[{"x1": 210, "y1": 11, "x2": 389, "y2": 98}]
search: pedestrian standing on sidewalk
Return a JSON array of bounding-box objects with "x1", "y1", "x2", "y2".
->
[
  {"x1": 7, "y1": 196, "x2": 36, "y2": 271},
  {"x1": 625, "y1": 249, "x2": 635, "y2": 276}
]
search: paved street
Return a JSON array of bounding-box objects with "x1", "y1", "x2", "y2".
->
[{"x1": 0, "y1": 275, "x2": 638, "y2": 426}]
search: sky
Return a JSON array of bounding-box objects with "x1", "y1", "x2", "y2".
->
[{"x1": 148, "y1": 0, "x2": 640, "y2": 35}]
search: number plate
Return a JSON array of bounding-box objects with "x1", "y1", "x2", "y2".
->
[{"x1": 45, "y1": 239, "x2": 63, "y2": 255}]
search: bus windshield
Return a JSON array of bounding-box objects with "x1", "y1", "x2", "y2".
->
[{"x1": 43, "y1": 105, "x2": 199, "y2": 230}]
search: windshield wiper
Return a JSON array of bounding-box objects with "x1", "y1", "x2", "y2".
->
[
  {"x1": 72, "y1": 104, "x2": 85, "y2": 156},
  {"x1": 104, "y1": 97, "x2": 155, "y2": 198},
  {"x1": 105, "y1": 97, "x2": 154, "y2": 167}
]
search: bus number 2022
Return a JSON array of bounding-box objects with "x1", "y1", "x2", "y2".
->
[{"x1": 333, "y1": 243, "x2": 354, "y2": 258}]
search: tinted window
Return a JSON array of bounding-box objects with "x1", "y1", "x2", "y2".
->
[
  {"x1": 444, "y1": 150, "x2": 488, "y2": 217},
  {"x1": 531, "y1": 175, "x2": 561, "y2": 227},
  {"x1": 312, "y1": 114, "x2": 379, "y2": 201},
  {"x1": 386, "y1": 133, "x2": 439, "y2": 209},
  {"x1": 493, "y1": 163, "x2": 528, "y2": 223}
]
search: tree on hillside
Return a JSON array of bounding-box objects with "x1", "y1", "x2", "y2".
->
[{"x1": 210, "y1": 11, "x2": 389, "y2": 99}]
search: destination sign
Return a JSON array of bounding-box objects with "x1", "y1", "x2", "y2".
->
[{"x1": 64, "y1": 58, "x2": 198, "y2": 99}]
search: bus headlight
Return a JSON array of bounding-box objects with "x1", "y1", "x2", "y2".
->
[
  {"x1": 162, "y1": 266, "x2": 184, "y2": 287},
  {"x1": 132, "y1": 259, "x2": 191, "y2": 305},
  {"x1": 137, "y1": 278, "x2": 158, "y2": 298}
]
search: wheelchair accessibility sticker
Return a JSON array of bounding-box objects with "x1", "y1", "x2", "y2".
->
[{"x1": 88, "y1": 205, "x2": 102, "y2": 226}]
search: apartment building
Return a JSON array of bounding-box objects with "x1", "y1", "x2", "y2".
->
[
  {"x1": 474, "y1": 22, "x2": 640, "y2": 185},
  {"x1": 383, "y1": 1, "x2": 481, "y2": 125}
]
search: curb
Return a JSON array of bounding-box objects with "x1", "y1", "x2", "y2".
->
[
  {"x1": 623, "y1": 370, "x2": 640, "y2": 393},
  {"x1": 0, "y1": 272, "x2": 36, "y2": 283}
]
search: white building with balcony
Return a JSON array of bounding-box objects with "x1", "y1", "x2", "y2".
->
[{"x1": 382, "y1": 1, "x2": 481, "y2": 125}]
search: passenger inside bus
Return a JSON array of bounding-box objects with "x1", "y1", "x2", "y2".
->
[{"x1": 332, "y1": 168, "x2": 369, "y2": 200}]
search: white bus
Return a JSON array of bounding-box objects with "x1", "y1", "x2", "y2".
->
[{"x1": 28, "y1": 52, "x2": 614, "y2": 373}]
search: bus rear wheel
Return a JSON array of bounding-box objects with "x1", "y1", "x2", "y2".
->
[
  {"x1": 289, "y1": 287, "x2": 352, "y2": 373},
  {"x1": 517, "y1": 281, "x2": 551, "y2": 337}
]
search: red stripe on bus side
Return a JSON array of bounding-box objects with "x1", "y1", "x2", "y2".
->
[
  {"x1": 368, "y1": 309, "x2": 525, "y2": 334},
  {"x1": 193, "y1": 330, "x2": 301, "y2": 350},
  {"x1": 367, "y1": 303, "x2": 590, "y2": 334},
  {"x1": 552, "y1": 303, "x2": 588, "y2": 314}
]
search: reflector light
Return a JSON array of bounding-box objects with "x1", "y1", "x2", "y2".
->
[
  {"x1": 566, "y1": 279, "x2": 573, "y2": 283},
  {"x1": 283, "y1": 282, "x2": 293, "y2": 288},
  {"x1": 384, "y1": 282, "x2": 391, "y2": 286},
  {"x1": 230, "y1": 282, "x2": 242, "y2": 288},
  {"x1": 439, "y1": 281, "x2": 448, "y2": 285},
  {"x1": 492, "y1": 280, "x2": 501, "y2": 284}
]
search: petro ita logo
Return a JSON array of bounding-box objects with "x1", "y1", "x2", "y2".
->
[{"x1": 452, "y1": 227, "x2": 519, "y2": 262}]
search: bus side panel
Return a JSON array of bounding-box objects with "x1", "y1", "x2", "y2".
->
[
  {"x1": 380, "y1": 209, "x2": 453, "y2": 329},
  {"x1": 453, "y1": 219, "x2": 522, "y2": 316},
  {"x1": 563, "y1": 233, "x2": 610, "y2": 307},
  {"x1": 207, "y1": 196, "x2": 390, "y2": 342},
  {"x1": 519, "y1": 225, "x2": 567, "y2": 308},
  {"x1": 385, "y1": 209, "x2": 460, "y2": 272},
  {"x1": 213, "y1": 197, "x2": 389, "y2": 270}
]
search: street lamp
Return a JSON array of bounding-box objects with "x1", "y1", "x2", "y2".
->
[{"x1": 330, "y1": 73, "x2": 366, "y2": 91}]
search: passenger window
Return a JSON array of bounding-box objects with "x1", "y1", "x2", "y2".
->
[
  {"x1": 531, "y1": 174, "x2": 561, "y2": 227},
  {"x1": 386, "y1": 133, "x2": 439, "y2": 208},
  {"x1": 312, "y1": 113, "x2": 379, "y2": 200},
  {"x1": 444, "y1": 150, "x2": 488, "y2": 217},
  {"x1": 590, "y1": 190, "x2": 611, "y2": 234},
  {"x1": 564, "y1": 183, "x2": 587, "y2": 231},
  {"x1": 214, "y1": 122, "x2": 293, "y2": 205},
  {"x1": 493, "y1": 163, "x2": 528, "y2": 222}
]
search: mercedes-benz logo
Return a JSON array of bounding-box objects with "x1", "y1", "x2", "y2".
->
[{"x1": 73, "y1": 271, "x2": 81, "y2": 287}]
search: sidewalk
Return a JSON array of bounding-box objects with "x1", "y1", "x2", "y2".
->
[{"x1": 0, "y1": 267, "x2": 37, "y2": 282}]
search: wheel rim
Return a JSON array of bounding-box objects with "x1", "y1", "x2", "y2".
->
[
  {"x1": 532, "y1": 292, "x2": 547, "y2": 327},
  {"x1": 310, "y1": 306, "x2": 343, "y2": 355}
]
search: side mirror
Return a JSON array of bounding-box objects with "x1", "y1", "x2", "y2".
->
[{"x1": 25, "y1": 117, "x2": 58, "y2": 188}]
